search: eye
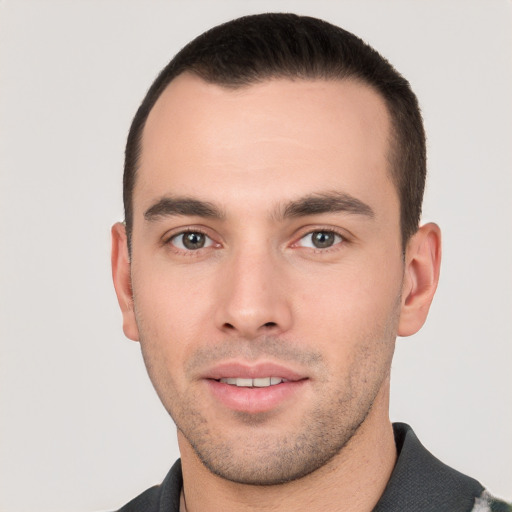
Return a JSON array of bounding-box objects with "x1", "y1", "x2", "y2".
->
[
  {"x1": 297, "y1": 230, "x2": 343, "y2": 249},
  {"x1": 170, "y1": 231, "x2": 214, "y2": 251}
]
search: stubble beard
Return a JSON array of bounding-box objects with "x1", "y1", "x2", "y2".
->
[
  {"x1": 176, "y1": 384, "x2": 378, "y2": 486},
  {"x1": 139, "y1": 327, "x2": 396, "y2": 487},
  {"x1": 133, "y1": 265, "x2": 402, "y2": 486}
]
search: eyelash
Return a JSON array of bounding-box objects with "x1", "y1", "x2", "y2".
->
[
  {"x1": 292, "y1": 228, "x2": 346, "y2": 253},
  {"x1": 163, "y1": 227, "x2": 347, "y2": 255},
  {"x1": 164, "y1": 228, "x2": 217, "y2": 255}
]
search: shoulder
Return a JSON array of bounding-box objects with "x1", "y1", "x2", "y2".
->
[
  {"x1": 375, "y1": 423, "x2": 502, "y2": 512},
  {"x1": 114, "y1": 485, "x2": 161, "y2": 512},
  {"x1": 113, "y1": 460, "x2": 183, "y2": 512}
]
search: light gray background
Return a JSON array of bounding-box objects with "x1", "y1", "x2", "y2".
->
[{"x1": 0, "y1": 1, "x2": 511, "y2": 511}]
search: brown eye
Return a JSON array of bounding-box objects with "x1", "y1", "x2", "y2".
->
[
  {"x1": 171, "y1": 231, "x2": 213, "y2": 251},
  {"x1": 298, "y1": 231, "x2": 343, "y2": 249}
]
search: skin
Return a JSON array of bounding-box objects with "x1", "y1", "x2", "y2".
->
[{"x1": 112, "y1": 74, "x2": 441, "y2": 511}]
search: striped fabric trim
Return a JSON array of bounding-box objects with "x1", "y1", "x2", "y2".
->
[{"x1": 471, "y1": 490, "x2": 512, "y2": 512}]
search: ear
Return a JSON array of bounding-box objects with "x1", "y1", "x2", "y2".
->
[
  {"x1": 398, "y1": 222, "x2": 442, "y2": 337},
  {"x1": 111, "y1": 222, "x2": 140, "y2": 341}
]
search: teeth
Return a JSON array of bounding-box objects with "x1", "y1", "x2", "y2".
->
[
  {"x1": 219, "y1": 377, "x2": 285, "y2": 387},
  {"x1": 235, "y1": 378, "x2": 253, "y2": 387},
  {"x1": 253, "y1": 377, "x2": 271, "y2": 387}
]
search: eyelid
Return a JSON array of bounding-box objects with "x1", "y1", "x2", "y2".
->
[
  {"x1": 290, "y1": 226, "x2": 348, "y2": 250},
  {"x1": 171, "y1": 232, "x2": 214, "y2": 250},
  {"x1": 163, "y1": 226, "x2": 221, "y2": 252}
]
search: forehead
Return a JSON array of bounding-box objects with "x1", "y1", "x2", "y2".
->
[{"x1": 135, "y1": 74, "x2": 395, "y2": 218}]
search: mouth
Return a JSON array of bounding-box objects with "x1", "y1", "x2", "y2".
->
[
  {"x1": 218, "y1": 377, "x2": 288, "y2": 388},
  {"x1": 203, "y1": 363, "x2": 307, "y2": 413}
]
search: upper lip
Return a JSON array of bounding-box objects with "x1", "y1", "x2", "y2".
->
[{"x1": 202, "y1": 362, "x2": 306, "y2": 382}]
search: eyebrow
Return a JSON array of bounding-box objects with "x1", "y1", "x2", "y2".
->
[
  {"x1": 278, "y1": 192, "x2": 375, "y2": 220},
  {"x1": 143, "y1": 191, "x2": 374, "y2": 223},
  {"x1": 144, "y1": 196, "x2": 224, "y2": 221}
]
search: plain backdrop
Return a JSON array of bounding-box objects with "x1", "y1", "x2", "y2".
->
[{"x1": 0, "y1": 1, "x2": 511, "y2": 511}]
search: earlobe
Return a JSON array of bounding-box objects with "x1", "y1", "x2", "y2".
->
[
  {"x1": 111, "y1": 222, "x2": 140, "y2": 341},
  {"x1": 398, "y1": 223, "x2": 442, "y2": 337}
]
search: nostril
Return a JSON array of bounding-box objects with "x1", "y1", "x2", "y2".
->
[{"x1": 220, "y1": 321, "x2": 279, "y2": 334}]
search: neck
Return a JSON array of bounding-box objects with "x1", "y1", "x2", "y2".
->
[{"x1": 179, "y1": 384, "x2": 396, "y2": 512}]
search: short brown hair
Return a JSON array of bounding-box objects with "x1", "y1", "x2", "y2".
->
[{"x1": 124, "y1": 13, "x2": 426, "y2": 249}]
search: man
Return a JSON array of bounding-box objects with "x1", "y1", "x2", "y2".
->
[{"x1": 110, "y1": 13, "x2": 510, "y2": 512}]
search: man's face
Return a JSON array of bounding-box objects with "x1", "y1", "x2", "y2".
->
[{"x1": 121, "y1": 74, "x2": 407, "y2": 484}]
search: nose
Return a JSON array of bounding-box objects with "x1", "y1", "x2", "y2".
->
[{"x1": 214, "y1": 247, "x2": 293, "y2": 339}]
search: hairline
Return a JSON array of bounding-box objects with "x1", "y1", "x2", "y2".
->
[{"x1": 127, "y1": 72, "x2": 405, "y2": 249}]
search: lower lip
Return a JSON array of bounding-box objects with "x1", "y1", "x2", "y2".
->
[{"x1": 206, "y1": 379, "x2": 307, "y2": 414}]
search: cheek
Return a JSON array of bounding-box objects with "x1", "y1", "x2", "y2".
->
[
  {"x1": 133, "y1": 256, "x2": 214, "y2": 321},
  {"x1": 293, "y1": 258, "x2": 403, "y2": 352},
  {"x1": 132, "y1": 275, "x2": 204, "y2": 408},
  {"x1": 298, "y1": 256, "x2": 401, "y2": 312},
  {"x1": 131, "y1": 263, "x2": 216, "y2": 372}
]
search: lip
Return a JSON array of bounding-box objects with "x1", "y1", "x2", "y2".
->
[
  {"x1": 202, "y1": 362, "x2": 305, "y2": 381},
  {"x1": 202, "y1": 362, "x2": 308, "y2": 414}
]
